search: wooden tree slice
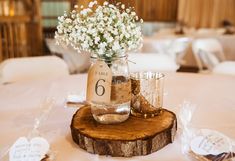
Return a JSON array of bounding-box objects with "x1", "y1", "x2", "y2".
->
[{"x1": 71, "y1": 105, "x2": 177, "y2": 157}]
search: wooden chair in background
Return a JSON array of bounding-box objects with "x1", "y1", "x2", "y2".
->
[{"x1": 0, "y1": 0, "x2": 43, "y2": 62}]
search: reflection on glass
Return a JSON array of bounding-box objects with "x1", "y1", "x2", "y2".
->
[{"x1": 131, "y1": 72, "x2": 165, "y2": 118}]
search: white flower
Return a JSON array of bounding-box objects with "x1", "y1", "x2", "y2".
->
[
  {"x1": 112, "y1": 41, "x2": 120, "y2": 51},
  {"x1": 58, "y1": 16, "x2": 64, "y2": 21},
  {"x1": 121, "y1": 4, "x2": 125, "y2": 9},
  {"x1": 80, "y1": 8, "x2": 92, "y2": 16},
  {"x1": 103, "y1": 1, "x2": 108, "y2": 6},
  {"x1": 107, "y1": 37, "x2": 113, "y2": 43},
  {"x1": 99, "y1": 42, "x2": 107, "y2": 49},
  {"x1": 81, "y1": 41, "x2": 89, "y2": 49},
  {"x1": 81, "y1": 27, "x2": 87, "y2": 32},
  {"x1": 98, "y1": 48, "x2": 104, "y2": 55},
  {"x1": 131, "y1": 12, "x2": 136, "y2": 16},
  {"x1": 57, "y1": 28, "x2": 62, "y2": 34},
  {"x1": 135, "y1": 16, "x2": 139, "y2": 21},
  {"x1": 112, "y1": 29, "x2": 118, "y2": 35},
  {"x1": 65, "y1": 18, "x2": 72, "y2": 23},
  {"x1": 109, "y1": 4, "x2": 115, "y2": 9},
  {"x1": 55, "y1": 1, "x2": 143, "y2": 58},
  {"x1": 88, "y1": 1, "x2": 97, "y2": 8},
  {"x1": 95, "y1": 37, "x2": 100, "y2": 44}
]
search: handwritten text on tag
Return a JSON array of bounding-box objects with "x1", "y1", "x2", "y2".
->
[
  {"x1": 190, "y1": 129, "x2": 231, "y2": 155},
  {"x1": 9, "y1": 137, "x2": 49, "y2": 161}
]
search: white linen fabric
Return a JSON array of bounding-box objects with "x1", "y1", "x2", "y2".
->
[
  {"x1": 165, "y1": 37, "x2": 192, "y2": 64},
  {"x1": 192, "y1": 38, "x2": 225, "y2": 61},
  {"x1": 128, "y1": 53, "x2": 179, "y2": 72},
  {"x1": 0, "y1": 73, "x2": 235, "y2": 161},
  {"x1": 141, "y1": 38, "x2": 173, "y2": 53},
  {"x1": 46, "y1": 38, "x2": 91, "y2": 74},
  {"x1": 192, "y1": 38, "x2": 235, "y2": 75},
  {"x1": 0, "y1": 56, "x2": 69, "y2": 84},
  {"x1": 213, "y1": 61, "x2": 235, "y2": 75},
  {"x1": 142, "y1": 37, "x2": 191, "y2": 65},
  {"x1": 196, "y1": 50, "x2": 220, "y2": 71},
  {"x1": 149, "y1": 31, "x2": 235, "y2": 67}
]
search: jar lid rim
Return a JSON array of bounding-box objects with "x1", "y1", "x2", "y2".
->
[{"x1": 90, "y1": 54, "x2": 128, "y2": 60}]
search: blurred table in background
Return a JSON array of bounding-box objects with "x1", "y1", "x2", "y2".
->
[{"x1": 143, "y1": 31, "x2": 235, "y2": 67}]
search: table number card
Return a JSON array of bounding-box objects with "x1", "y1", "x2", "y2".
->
[
  {"x1": 86, "y1": 60, "x2": 112, "y2": 104},
  {"x1": 9, "y1": 137, "x2": 49, "y2": 161}
]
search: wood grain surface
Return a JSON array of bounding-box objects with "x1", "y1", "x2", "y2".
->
[{"x1": 71, "y1": 105, "x2": 177, "y2": 157}]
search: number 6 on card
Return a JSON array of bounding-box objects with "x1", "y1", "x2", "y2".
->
[{"x1": 86, "y1": 60, "x2": 112, "y2": 104}]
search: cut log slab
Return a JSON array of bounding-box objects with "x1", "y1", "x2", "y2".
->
[{"x1": 71, "y1": 105, "x2": 177, "y2": 157}]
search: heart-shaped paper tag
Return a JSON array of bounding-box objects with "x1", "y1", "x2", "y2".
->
[
  {"x1": 9, "y1": 137, "x2": 50, "y2": 161},
  {"x1": 190, "y1": 129, "x2": 231, "y2": 156}
]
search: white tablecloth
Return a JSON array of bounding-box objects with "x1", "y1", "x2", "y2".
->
[{"x1": 0, "y1": 73, "x2": 235, "y2": 161}]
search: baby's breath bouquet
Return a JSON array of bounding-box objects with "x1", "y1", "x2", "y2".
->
[
  {"x1": 55, "y1": 1, "x2": 143, "y2": 60},
  {"x1": 56, "y1": 1, "x2": 143, "y2": 124}
]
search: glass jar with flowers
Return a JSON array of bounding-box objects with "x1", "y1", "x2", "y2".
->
[{"x1": 55, "y1": 1, "x2": 143, "y2": 124}]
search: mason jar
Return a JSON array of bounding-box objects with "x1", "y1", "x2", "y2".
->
[{"x1": 88, "y1": 55, "x2": 131, "y2": 124}]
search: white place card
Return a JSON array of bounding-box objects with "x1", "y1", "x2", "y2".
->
[
  {"x1": 9, "y1": 137, "x2": 49, "y2": 161},
  {"x1": 190, "y1": 129, "x2": 231, "y2": 156}
]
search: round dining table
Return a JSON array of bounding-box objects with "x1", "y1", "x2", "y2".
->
[{"x1": 0, "y1": 72, "x2": 235, "y2": 161}]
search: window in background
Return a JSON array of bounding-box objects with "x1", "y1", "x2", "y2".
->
[
  {"x1": 41, "y1": 1, "x2": 70, "y2": 28},
  {"x1": 41, "y1": 0, "x2": 78, "y2": 39}
]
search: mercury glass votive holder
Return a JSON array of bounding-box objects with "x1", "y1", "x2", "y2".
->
[{"x1": 130, "y1": 72, "x2": 165, "y2": 118}]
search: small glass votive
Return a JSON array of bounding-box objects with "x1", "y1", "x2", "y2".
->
[{"x1": 130, "y1": 72, "x2": 165, "y2": 118}]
